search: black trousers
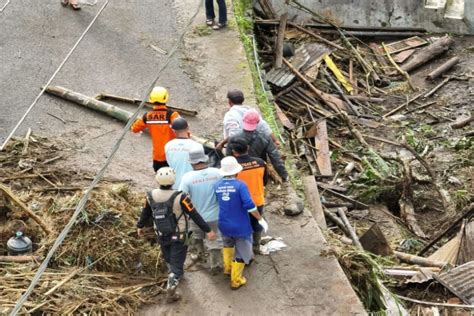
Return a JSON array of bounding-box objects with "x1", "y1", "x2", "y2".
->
[
  {"x1": 205, "y1": 0, "x2": 227, "y2": 25},
  {"x1": 153, "y1": 160, "x2": 169, "y2": 173},
  {"x1": 159, "y1": 234, "x2": 188, "y2": 278},
  {"x1": 250, "y1": 205, "x2": 264, "y2": 233}
]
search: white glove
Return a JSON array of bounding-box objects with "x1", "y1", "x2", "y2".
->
[{"x1": 258, "y1": 218, "x2": 268, "y2": 233}]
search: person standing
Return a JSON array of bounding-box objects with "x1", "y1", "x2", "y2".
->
[
  {"x1": 137, "y1": 167, "x2": 216, "y2": 303},
  {"x1": 165, "y1": 118, "x2": 202, "y2": 190},
  {"x1": 230, "y1": 137, "x2": 268, "y2": 254},
  {"x1": 227, "y1": 109, "x2": 289, "y2": 182},
  {"x1": 179, "y1": 146, "x2": 223, "y2": 274},
  {"x1": 215, "y1": 156, "x2": 268, "y2": 290},
  {"x1": 205, "y1": 0, "x2": 227, "y2": 30},
  {"x1": 131, "y1": 86, "x2": 180, "y2": 172},
  {"x1": 216, "y1": 89, "x2": 278, "y2": 150}
]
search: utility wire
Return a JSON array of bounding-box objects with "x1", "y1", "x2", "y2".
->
[
  {"x1": 9, "y1": 0, "x2": 203, "y2": 314},
  {"x1": 0, "y1": 0, "x2": 110, "y2": 151}
]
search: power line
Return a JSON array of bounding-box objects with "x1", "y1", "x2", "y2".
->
[
  {"x1": 9, "y1": 0, "x2": 202, "y2": 314},
  {"x1": 0, "y1": 0, "x2": 110, "y2": 151}
]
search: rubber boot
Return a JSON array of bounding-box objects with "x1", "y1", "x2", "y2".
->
[
  {"x1": 165, "y1": 273, "x2": 181, "y2": 303},
  {"x1": 222, "y1": 247, "x2": 234, "y2": 275},
  {"x1": 253, "y1": 231, "x2": 262, "y2": 255},
  {"x1": 230, "y1": 261, "x2": 247, "y2": 290},
  {"x1": 209, "y1": 249, "x2": 223, "y2": 275},
  {"x1": 190, "y1": 238, "x2": 205, "y2": 262}
]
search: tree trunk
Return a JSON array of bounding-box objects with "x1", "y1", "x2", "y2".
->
[{"x1": 401, "y1": 37, "x2": 454, "y2": 73}]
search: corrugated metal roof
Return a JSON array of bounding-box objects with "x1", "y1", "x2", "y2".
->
[{"x1": 435, "y1": 261, "x2": 474, "y2": 304}]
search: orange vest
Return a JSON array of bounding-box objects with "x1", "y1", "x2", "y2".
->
[
  {"x1": 236, "y1": 155, "x2": 266, "y2": 207},
  {"x1": 131, "y1": 105, "x2": 180, "y2": 161}
]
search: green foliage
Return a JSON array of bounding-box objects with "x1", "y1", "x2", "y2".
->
[{"x1": 193, "y1": 25, "x2": 212, "y2": 36}]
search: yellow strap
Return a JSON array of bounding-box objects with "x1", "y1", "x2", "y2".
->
[{"x1": 324, "y1": 55, "x2": 353, "y2": 93}]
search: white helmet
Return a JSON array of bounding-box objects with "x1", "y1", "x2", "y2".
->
[{"x1": 156, "y1": 167, "x2": 176, "y2": 186}]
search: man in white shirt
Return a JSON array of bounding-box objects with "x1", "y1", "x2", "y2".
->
[
  {"x1": 165, "y1": 118, "x2": 203, "y2": 190},
  {"x1": 216, "y1": 89, "x2": 280, "y2": 150}
]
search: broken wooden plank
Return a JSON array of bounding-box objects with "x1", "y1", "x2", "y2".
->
[
  {"x1": 380, "y1": 36, "x2": 428, "y2": 54},
  {"x1": 303, "y1": 176, "x2": 327, "y2": 229},
  {"x1": 274, "y1": 13, "x2": 288, "y2": 69},
  {"x1": 274, "y1": 103, "x2": 295, "y2": 130},
  {"x1": 393, "y1": 49, "x2": 415, "y2": 64},
  {"x1": 0, "y1": 184, "x2": 52, "y2": 235},
  {"x1": 288, "y1": 22, "x2": 343, "y2": 51},
  {"x1": 401, "y1": 37, "x2": 455, "y2": 73},
  {"x1": 426, "y1": 56, "x2": 460, "y2": 81},
  {"x1": 359, "y1": 223, "x2": 393, "y2": 256},
  {"x1": 314, "y1": 119, "x2": 332, "y2": 176}
]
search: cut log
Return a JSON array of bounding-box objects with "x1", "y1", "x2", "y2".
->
[
  {"x1": 314, "y1": 119, "x2": 332, "y2": 176},
  {"x1": 0, "y1": 255, "x2": 41, "y2": 263},
  {"x1": 0, "y1": 184, "x2": 52, "y2": 235},
  {"x1": 303, "y1": 176, "x2": 327, "y2": 229},
  {"x1": 359, "y1": 224, "x2": 393, "y2": 256},
  {"x1": 394, "y1": 251, "x2": 447, "y2": 268},
  {"x1": 426, "y1": 56, "x2": 460, "y2": 81},
  {"x1": 274, "y1": 13, "x2": 288, "y2": 69},
  {"x1": 401, "y1": 37, "x2": 455, "y2": 73}
]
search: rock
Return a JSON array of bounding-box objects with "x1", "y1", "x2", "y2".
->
[{"x1": 283, "y1": 187, "x2": 304, "y2": 217}]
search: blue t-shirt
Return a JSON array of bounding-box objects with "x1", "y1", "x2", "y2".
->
[
  {"x1": 165, "y1": 138, "x2": 202, "y2": 190},
  {"x1": 214, "y1": 178, "x2": 256, "y2": 238},
  {"x1": 179, "y1": 167, "x2": 222, "y2": 222}
]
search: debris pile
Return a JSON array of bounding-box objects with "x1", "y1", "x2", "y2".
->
[
  {"x1": 0, "y1": 135, "x2": 164, "y2": 314},
  {"x1": 253, "y1": 0, "x2": 473, "y2": 313}
]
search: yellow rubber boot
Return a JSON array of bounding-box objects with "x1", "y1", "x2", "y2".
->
[
  {"x1": 222, "y1": 247, "x2": 234, "y2": 275},
  {"x1": 230, "y1": 261, "x2": 247, "y2": 290}
]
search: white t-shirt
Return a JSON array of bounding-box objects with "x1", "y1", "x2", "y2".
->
[{"x1": 165, "y1": 138, "x2": 203, "y2": 189}]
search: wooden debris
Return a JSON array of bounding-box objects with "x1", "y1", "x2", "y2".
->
[
  {"x1": 323, "y1": 207, "x2": 350, "y2": 236},
  {"x1": 303, "y1": 176, "x2": 327, "y2": 229},
  {"x1": 274, "y1": 13, "x2": 288, "y2": 69},
  {"x1": 394, "y1": 251, "x2": 447, "y2": 268},
  {"x1": 457, "y1": 220, "x2": 474, "y2": 265},
  {"x1": 434, "y1": 261, "x2": 474, "y2": 305},
  {"x1": 0, "y1": 184, "x2": 52, "y2": 235},
  {"x1": 0, "y1": 255, "x2": 41, "y2": 263},
  {"x1": 314, "y1": 119, "x2": 332, "y2": 176},
  {"x1": 288, "y1": 22, "x2": 344, "y2": 51},
  {"x1": 393, "y1": 49, "x2": 415, "y2": 64},
  {"x1": 337, "y1": 207, "x2": 363, "y2": 250},
  {"x1": 451, "y1": 114, "x2": 473, "y2": 129},
  {"x1": 426, "y1": 56, "x2": 460, "y2": 81},
  {"x1": 401, "y1": 36, "x2": 455, "y2": 73},
  {"x1": 359, "y1": 224, "x2": 393, "y2": 256},
  {"x1": 427, "y1": 233, "x2": 461, "y2": 266},
  {"x1": 381, "y1": 36, "x2": 428, "y2": 54}
]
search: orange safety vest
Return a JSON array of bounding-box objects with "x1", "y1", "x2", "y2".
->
[
  {"x1": 236, "y1": 155, "x2": 266, "y2": 207},
  {"x1": 131, "y1": 105, "x2": 180, "y2": 162}
]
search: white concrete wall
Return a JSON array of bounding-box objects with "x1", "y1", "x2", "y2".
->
[{"x1": 268, "y1": 0, "x2": 473, "y2": 34}]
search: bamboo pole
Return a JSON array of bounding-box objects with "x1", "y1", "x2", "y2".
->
[
  {"x1": 394, "y1": 251, "x2": 447, "y2": 268},
  {"x1": 337, "y1": 207, "x2": 363, "y2": 250}
]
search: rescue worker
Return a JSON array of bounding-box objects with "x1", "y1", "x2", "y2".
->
[
  {"x1": 227, "y1": 109, "x2": 289, "y2": 182},
  {"x1": 137, "y1": 167, "x2": 216, "y2": 302},
  {"x1": 216, "y1": 89, "x2": 279, "y2": 150},
  {"x1": 165, "y1": 117, "x2": 202, "y2": 190},
  {"x1": 229, "y1": 110, "x2": 304, "y2": 217},
  {"x1": 131, "y1": 86, "x2": 180, "y2": 172},
  {"x1": 179, "y1": 146, "x2": 223, "y2": 274},
  {"x1": 215, "y1": 156, "x2": 268, "y2": 289},
  {"x1": 231, "y1": 137, "x2": 267, "y2": 254}
]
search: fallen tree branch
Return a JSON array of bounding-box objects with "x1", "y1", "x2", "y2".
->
[
  {"x1": 394, "y1": 251, "x2": 447, "y2": 268},
  {"x1": 0, "y1": 184, "x2": 52, "y2": 235},
  {"x1": 0, "y1": 255, "x2": 41, "y2": 263},
  {"x1": 337, "y1": 207, "x2": 363, "y2": 250}
]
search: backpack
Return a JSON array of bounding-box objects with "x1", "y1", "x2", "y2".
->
[{"x1": 147, "y1": 191, "x2": 182, "y2": 235}]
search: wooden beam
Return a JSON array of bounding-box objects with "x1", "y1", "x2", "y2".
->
[
  {"x1": 303, "y1": 176, "x2": 327, "y2": 229},
  {"x1": 274, "y1": 13, "x2": 288, "y2": 69}
]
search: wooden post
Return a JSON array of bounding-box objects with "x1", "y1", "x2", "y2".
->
[
  {"x1": 337, "y1": 207, "x2": 363, "y2": 250},
  {"x1": 401, "y1": 37, "x2": 454, "y2": 73},
  {"x1": 303, "y1": 176, "x2": 327, "y2": 229},
  {"x1": 274, "y1": 13, "x2": 288, "y2": 69}
]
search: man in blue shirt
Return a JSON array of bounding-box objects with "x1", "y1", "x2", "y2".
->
[
  {"x1": 215, "y1": 156, "x2": 268, "y2": 290},
  {"x1": 179, "y1": 146, "x2": 223, "y2": 274},
  {"x1": 165, "y1": 118, "x2": 202, "y2": 190}
]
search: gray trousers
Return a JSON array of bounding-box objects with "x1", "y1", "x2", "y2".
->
[{"x1": 190, "y1": 220, "x2": 223, "y2": 250}]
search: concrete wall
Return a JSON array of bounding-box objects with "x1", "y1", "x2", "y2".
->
[{"x1": 269, "y1": 0, "x2": 473, "y2": 34}]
